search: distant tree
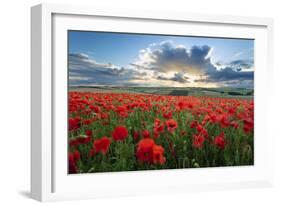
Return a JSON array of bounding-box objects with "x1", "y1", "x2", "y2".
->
[
  {"x1": 246, "y1": 91, "x2": 254, "y2": 95},
  {"x1": 169, "y1": 90, "x2": 189, "y2": 96},
  {"x1": 228, "y1": 91, "x2": 243, "y2": 96}
]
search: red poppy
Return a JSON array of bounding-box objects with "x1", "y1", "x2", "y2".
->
[
  {"x1": 142, "y1": 130, "x2": 150, "y2": 138},
  {"x1": 217, "y1": 114, "x2": 230, "y2": 128},
  {"x1": 196, "y1": 124, "x2": 208, "y2": 138},
  {"x1": 89, "y1": 148, "x2": 95, "y2": 157},
  {"x1": 69, "y1": 117, "x2": 81, "y2": 131},
  {"x1": 214, "y1": 132, "x2": 226, "y2": 149},
  {"x1": 93, "y1": 136, "x2": 111, "y2": 155},
  {"x1": 83, "y1": 119, "x2": 92, "y2": 125},
  {"x1": 136, "y1": 138, "x2": 155, "y2": 163},
  {"x1": 192, "y1": 134, "x2": 205, "y2": 148},
  {"x1": 163, "y1": 111, "x2": 173, "y2": 119},
  {"x1": 133, "y1": 131, "x2": 140, "y2": 141},
  {"x1": 243, "y1": 118, "x2": 253, "y2": 134},
  {"x1": 100, "y1": 112, "x2": 109, "y2": 119},
  {"x1": 153, "y1": 119, "x2": 164, "y2": 139},
  {"x1": 73, "y1": 150, "x2": 81, "y2": 162},
  {"x1": 209, "y1": 113, "x2": 217, "y2": 123},
  {"x1": 79, "y1": 136, "x2": 91, "y2": 144},
  {"x1": 112, "y1": 125, "x2": 129, "y2": 141},
  {"x1": 116, "y1": 105, "x2": 128, "y2": 118},
  {"x1": 166, "y1": 119, "x2": 178, "y2": 133},
  {"x1": 152, "y1": 145, "x2": 166, "y2": 165},
  {"x1": 85, "y1": 130, "x2": 93, "y2": 138},
  {"x1": 190, "y1": 120, "x2": 198, "y2": 129},
  {"x1": 89, "y1": 105, "x2": 101, "y2": 113},
  {"x1": 153, "y1": 132, "x2": 160, "y2": 139},
  {"x1": 116, "y1": 105, "x2": 127, "y2": 113},
  {"x1": 69, "y1": 139, "x2": 79, "y2": 147},
  {"x1": 154, "y1": 119, "x2": 165, "y2": 133},
  {"x1": 176, "y1": 100, "x2": 187, "y2": 110},
  {"x1": 68, "y1": 152, "x2": 77, "y2": 174},
  {"x1": 196, "y1": 124, "x2": 204, "y2": 133},
  {"x1": 228, "y1": 107, "x2": 236, "y2": 114},
  {"x1": 230, "y1": 121, "x2": 239, "y2": 129}
]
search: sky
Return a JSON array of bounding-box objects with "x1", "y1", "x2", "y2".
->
[{"x1": 68, "y1": 31, "x2": 254, "y2": 88}]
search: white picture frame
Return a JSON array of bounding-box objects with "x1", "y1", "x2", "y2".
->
[{"x1": 31, "y1": 3, "x2": 274, "y2": 202}]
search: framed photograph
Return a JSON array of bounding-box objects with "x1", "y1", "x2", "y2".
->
[{"x1": 31, "y1": 3, "x2": 274, "y2": 201}]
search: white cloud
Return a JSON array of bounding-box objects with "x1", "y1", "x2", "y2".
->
[{"x1": 69, "y1": 41, "x2": 254, "y2": 88}]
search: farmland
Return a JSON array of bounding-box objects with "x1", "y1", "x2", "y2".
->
[
  {"x1": 68, "y1": 90, "x2": 254, "y2": 174},
  {"x1": 69, "y1": 86, "x2": 254, "y2": 98}
]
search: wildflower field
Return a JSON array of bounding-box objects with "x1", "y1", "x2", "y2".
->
[{"x1": 68, "y1": 92, "x2": 254, "y2": 174}]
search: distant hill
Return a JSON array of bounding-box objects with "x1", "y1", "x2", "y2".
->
[{"x1": 69, "y1": 86, "x2": 254, "y2": 99}]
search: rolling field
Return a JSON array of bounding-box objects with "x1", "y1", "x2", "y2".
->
[
  {"x1": 69, "y1": 86, "x2": 254, "y2": 98},
  {"x1": 68, "y1": 90, "x2": 254, "y2": 173}
]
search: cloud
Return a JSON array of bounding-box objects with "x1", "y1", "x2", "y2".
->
[
  {"x1": 156, "y1": 72, "x2": 190, "y2": 83},
  {"x1": 229, "y1": 59, "x2": 254, "y2": 70},
  {"x1": 68, "y1": 53, "x2": 150, "y2": 86},
  {"x1": 69, "y1": 53, "x2": 112, "y2": 70},
  {"x1": 204, "y1": 67, "x2": 253, "y2": 82},
  {"x1": 69, "y1": 41, "x2": 254, "y2": 88},
  {"x1": 68, "y1": 51, "x2": 191, "y2": 86},
  {"x1": 132, "y1": 41, "x2": 254, "y2": 87},
  {"x1": 134, "y1": 41, "x2": 216, "y2": 76}
]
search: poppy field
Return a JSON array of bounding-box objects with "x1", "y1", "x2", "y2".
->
[{"x1": 68, "y1": 91, "x2": 254, "y2": 174}]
